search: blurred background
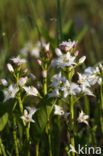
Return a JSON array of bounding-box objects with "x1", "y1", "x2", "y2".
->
[{"x1": 0, "y1": 0, "x2": 103, "y2": 77}]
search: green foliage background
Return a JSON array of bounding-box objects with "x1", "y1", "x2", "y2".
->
[{"x1": 0, "y1": 0, "x2": 103, "y2": 78}]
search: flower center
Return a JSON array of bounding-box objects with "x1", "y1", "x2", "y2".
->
[{"x1": 63, "y1": 56, "x2": 69, "y2": 62}]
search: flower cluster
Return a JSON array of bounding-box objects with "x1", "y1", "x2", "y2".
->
[{"x1": 1, "y1": 39, "x2": 103, "y2": 156}]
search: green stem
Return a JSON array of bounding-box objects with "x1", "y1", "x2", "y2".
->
[
  {"x1": 17, "y1": 94, "x2": 23, "y2": 114},
  {"x1": 0, "y1": 137, "x2": 7, "y2": 156},
  {"x1": 46, "y1": 124, "x2": 52, "y2": 156},
  {"x1": 43, "y1": 76, "x2": 47, "y2": 95},
  {"x1": 43, "y1": 64, "x2": 52, "y2": 156},
  {"x1": 65, "y1": 146, "x2": 70, "y2": 156},
  {"x1": 26, "y1": 123, "x2": 30, "y2": 156},
  {"x1": 16, "y1": 73, "x2": 23, "y2": 114},
  {"x1": 36, "y1": 142, "x2": 39, "y2": 156},
  {"x1": 13, "y1": 115, "x2": 19, "y2": 156},
  {"x1": 70, "y1": 96, "x2": 75, "y2": 156}
]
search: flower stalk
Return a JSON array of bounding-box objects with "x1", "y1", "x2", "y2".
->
[
  {"x1": 0, "y1": 137, "x2": 7, "y2": 156},
  {"x1": 26, "y1": 123, "x2": 30, "y2": 156},
  {"x1": 43, "y1": 63, "x2": 52, "y2": 156},
  {"x1": 13, "y1": 114, "x2": 19, "y2": 156},
  {"x1": 36, "y1": 142, "x2": 39, "y2": 156},
  {"x1": 16, "y1": 72, "x2": 23, "y2": 114},
  {"x1": 70, "y1": 95, "x2": 75, "y2": 156}
]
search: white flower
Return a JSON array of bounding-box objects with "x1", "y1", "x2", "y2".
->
[
  {"x1": 55, "y1": 48, "x2": 62, "y2": 56},
  {"x1": 84, "y1": 67, "x2": 99, "y2": 75},
  {"x1": 42, "y1": 43, "x2": 50, "y2": 51},
  {"x1": 84, "y1": 67, "x2": 101, "y2": 85},
  {"x1": 77, "y1": 110, "x2": 89, "y2": 125},
  {"x1": 19, "y1": 77, "x2": 28, "y2": 87},
  {"x1": 26, "y1": 106, "x2": 38, "y2": 115},
  {"x1": 23, "y1": 86, "x2": 38, "y2": 96},
  {"x1": 81, "y1": 85, "x2": 95, "y2": 96},
  {"x1": 21, "y1": 106, "x2": 38, "y2": 124},
  {"x1": 54, "y1": 105, "x2": 70, "y2": 117},
  {"x1": 30, "y1": 47, "x2": 40, "y2": 58},
  {"x1": 7, "y1": 63, "x2": 14, "y2": 72},
  {"x1": 52, "y1": 52, "x2": 76, "y2": 68},
  {"x1": 78, "y1": 73, "x2": 95, "y2": 96},
  {"x1": 10, "y1": 56, "x2": 26, "y2": 64},
  {"x1": 54, "y1": 105, "x2": 64, "y2": 115},
  {"x1": 79, "y1": 56, "x2": 86, "y2": 64},
  {"x1": 87, "y1": 75, "x2": 102, "y2": 86},
  {"x1": 0, "y1": 79, "x2": 8, "y2": 86},
  {"x1": 49, "y1": 72, "x2": 66, "y2": 88},
  {"x1": 78, "y1": 73, "x2": 90, "y2": 88},
  {"x1": 59, "y1": 40, "x2": 77, "y2": 51},
  {"x1": 3, "y1": 85, "x2": 19, "y2": 102},
  {"x1": 48, "y1": 89, "x2": 59, "y2": 98},
  {"x1": 61, "y1": 80, "x2": 81, "y2": 98}
]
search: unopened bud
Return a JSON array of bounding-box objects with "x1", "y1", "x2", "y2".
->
[
  {"x1": 7, "y1": 63, "x2": 14, "y2": 72},
  {"x1": 42, "y1": 70, "x2": 47, "y2": 78},
  {"x1": 23, "y1": 68, "x2": 28, "y2": 73},
  {"x1": 17, "y1": 62, "x2": 21, "y2": 67},
  {"x1": 0, "y1": 79, "x2": 8, "y2": 86},
  {"x1": 79, "y1": 56, "x2": 86, "y2": 64},
  {"x1": 37, "y1": 59, "x2": 42, "y2": 65},
  {"x1": 46, "y1": 51, "x2": 51, "y2": 58},
  {"x1": 60, "y1": 45, "x2": 69, "y2": 51},
  {"x1": 74, "y1": 43, "x2": 78, "y2": 48},
  {"x1": 30, "y1": 73, "x2": 36, "y2": 80},
  {"x1": 55, "y1": 48, "x2": 62, "y2": 56},
  {"x1": 74, "y1": 50, "x2": 79, "y2": 57}
]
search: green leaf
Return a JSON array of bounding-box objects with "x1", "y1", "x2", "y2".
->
[
  {"x1": 30, "y1": 96, "x2": 56, "y2": 142},
  {"x1": 0, "y1": 99, "x2": 16, "y2": 116},
  {"x1": 0, "y1": 113, "x2": 8, "y2": 132}
]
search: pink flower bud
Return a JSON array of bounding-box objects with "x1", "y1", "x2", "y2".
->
[
  {"x1": 79, "y1": 56, "x2": 86, "y2": 64},
  {"x1": 42, "y1": 70, "x2": 47, "y2": 78},
  {"x1": 60, "y1": 45, "x2": 69, "y2": 51},
  {"x1": 0, "y1": 79, "x2": 8, "y2": 86},
  {"x1": 30, "y1": 73, "x2": 36, "y2": 80},
  {"x1": 55, "y1": 48, "x2": 62, "y2": 56},
  {"x1": 37, "y1": 59, "x2": 42, "y2": 65},
  {"x1": 46, "y1": 51, "x2": 51, "y2": 58},
  {"x1": 74, "y1": 43, "x2": 78, "y2": 48},
  {"x1": 23, "y1": 68, "x2": 28, "y2": 73},
  {"x1": 7, "y1": 63, "x2": 14, "y2": 72},
  {"x1": 17, "y1": 62, "x2": 21, "y2": 67},
  {"x1": 74, "y1": 50, "x2": 79, "y2": 57}
]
